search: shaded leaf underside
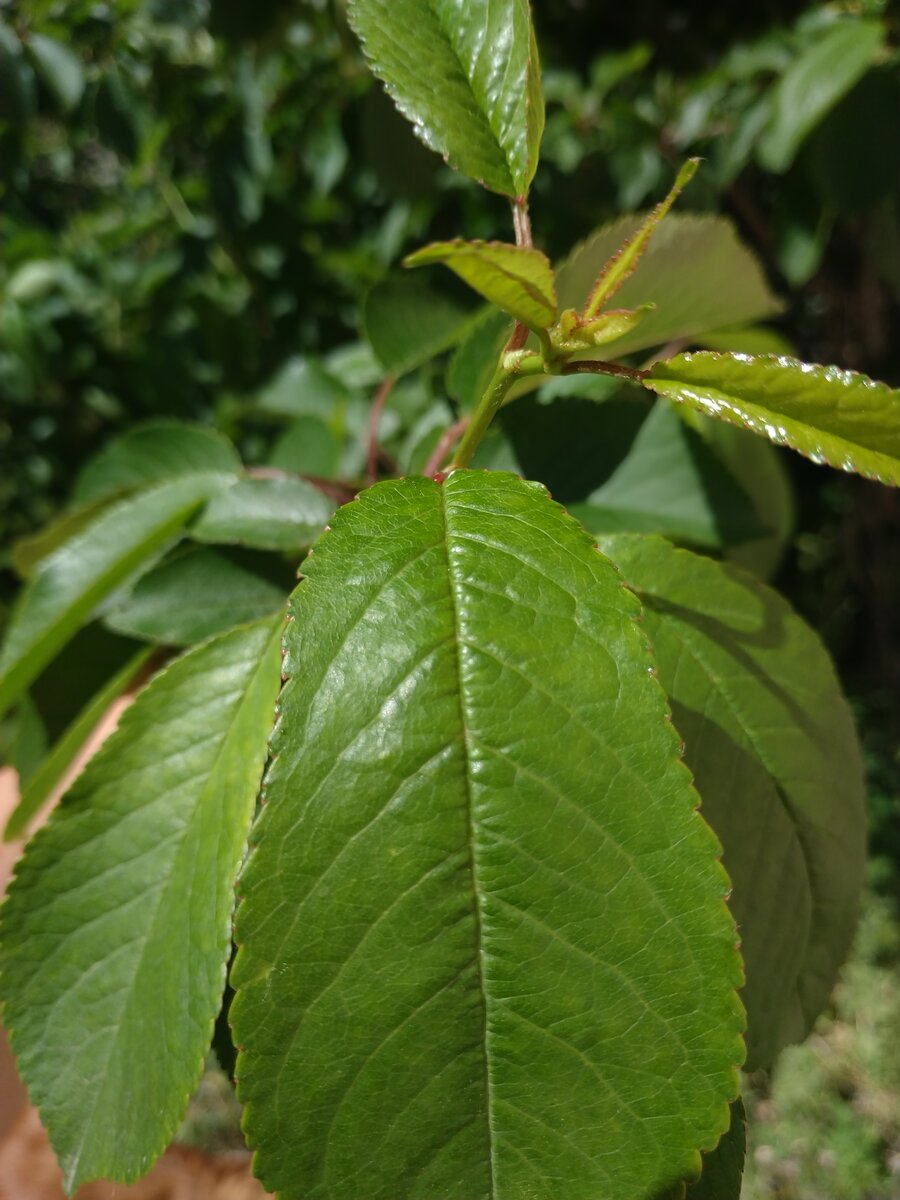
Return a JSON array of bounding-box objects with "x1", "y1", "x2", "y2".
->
[{"x1": 232, "y1": 470, "x2": 743, "y2": 1200}]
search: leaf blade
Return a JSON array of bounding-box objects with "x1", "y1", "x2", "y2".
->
[
  {"x1": 190, "y1": 477, "x2": 334, "y2": 552},
  {"x1": 644, "y1": 351, "x2": 900, "y2": 486},
  {"x1": 347, "y1": 0, "x2": 544, "y2": 197},
  {"x1": 232, "y1": 471, "x2": 743, "y2": 1199},
  {"x1": 0, "y1": 617, "x2": 283, "y2": 1190}
]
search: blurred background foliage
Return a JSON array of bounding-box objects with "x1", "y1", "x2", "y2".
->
[{"x1": 2, "y1": 0, "x2": 900, "y2": 1193}]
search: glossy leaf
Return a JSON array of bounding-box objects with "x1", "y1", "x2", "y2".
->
[
  {"x1": 599, "y1": 534, "x2": 865, "y2": 1068},
  {"x1": 72, "y1": 421, "x2": 240, "y2": 506},
  {"x1": 757, "y1": 19, "x2": 885, "y2": 173},
  {"x1": 347, "y1": 0, "x2": 543, "y2": 197},
  {"x1": 105, "y1": 547, "x2": 286, "y2": 646},
  {"x1": 644, "y1": 351, "x2": 900, "y2": 487},
  {"x1": 406, "y1": 240, "x2": 556, "y2": 336},
  {"x1": 191, "y1": 477, "x2": 334, "y2": 552},
  {"x1": 232, "y1": 471, "x2": 743, "y2": 1200},
  {"x1": 5, "y1": 646, "x2": 154, "y2": 843},
  {"x1": 0, "y1": 618, "x2": 282, "y2": 1191},
  {"x1": 556, "y1": 214, "x2": 782, "y2": 359},
  {"x1": 363, "y1": 276, "x2": 478, "y2": 376},
  {"x1": 584, "y1": 159, "x2": 698, "y2": 318},
  {"x1": 0, "y1": 473, "x2": 231, "y2": 721},
  {"x1": 570, "y1": 401, "x2": 765, "y2": 549}
]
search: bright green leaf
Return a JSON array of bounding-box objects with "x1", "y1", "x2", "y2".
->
[
  {"x1": 757, "y1": 19, "x2": 885, "y2": 173},
  {"x1": 0, "y1": 474, "x2": 231, "y2": 721},
  {"x1": 584, "y1": 159, "x2": 698, "y2": 318},
  {"x1": 0, "y1": 618, "x2": 282, "y2": 1191},
  {"x1": 405, "y1": 240, "x2": 556, "y2": 336},
  {"x1": 363, "y1": 276, "x2": 479, "y2": 376},
  {"x1": 190, "y1": 477, "x2": 334, "y2": 552},
  {"x1": 72, "y1": 421, "x2": 240, "y2": 506},
  {"x1": 599, "y1": 534, "x2": 865, "y2": 1069},
  {"x1": 570, "y1": 401, "x2": 765, "y2": 549},
  {"x1": 24, "y1": 33, "x2": 85, "y2": 113},
  {"x1": 644, "y1": 351, "x2": 900, "y2": 487},
  {"x1": 5, "y1": 646, "x2": 154, "y2": 843},
  {"x1": 347, "y1": 0, "x2": 544, "y2": 197},
  {"x1": 232, "y1": 470, "x2": 743, "y2": 1200},
  {"x1": 556, "y1": 214, "x2": 782, "y2": 359},
  {"x1": 686, "y1": 1098, "x2": 746, "y2": 1200},
  {"x1": 104, "y1": 546, "x2": 286, "y2": 646}
]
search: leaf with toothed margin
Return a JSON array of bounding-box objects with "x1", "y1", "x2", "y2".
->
[
  {"x1": 644, "y1": 351, "x2": 900, "y2": 487},
  {"x1": 598, "y1": 534, "x2": 865, "y2": 1070},
  {"x1": 405, "y1": 240, "x2": 557, "y2": 337},
  {"x1": 231, "y1": 470, "x2": 744, "y2": 1200},
  {"x1": 0, "y1": 617, "x2": 282, "y2": 1192},
  {"x1": 346, "y1": 0, "x2": 544, "y2": 197}
]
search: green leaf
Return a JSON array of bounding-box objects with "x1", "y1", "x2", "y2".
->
[
  {"x1": 570, "y1": 401, "x2": 765, "y2": 549},
  {"x1": 10, "y1": 498, "x2": 113, "y2": 581},
  {"x1": 231, "y1": 470, "x2": 743, "y2": 1200},
  {"x1": 0, "y1": 618, "x2": 281, "y2": 1191},
  {"x1": 757, "y1": 19, "x2": 885, "y2": 173},
  {"x1": 363, "y1": 276, "x2": 479, "y2": 376},
  {"x1": 598, "y1": 535, "x2": 865, "y2": 1069},
  {"x1": 253, "y1": 356, "x2": 350, "y2": 422},
  {"x1": 7, "y1": 694, "x2": 48, "y2": 789},
  {"x1": 447, "y1": 308, "x2": 514, "y2": 410},
  {"x1": 686, "y1": 1098, "x2": 746, "y2": 1200},
  {"x1": 0, "y1": 474, "x2": 231, "y2": 721},
  {"x1": 644, "y1": 351, "x2": 900, "y2": 487},
  {"x1": 347, "y1": 0, "x2": 543, "y2": 197},
  {"x1": 556, "y1": 215, "x2": 782, "y2": 359},
  {"x1": 104, "y1": 546, "x2": 287, "y2": 646},
  {"x1": 5, "y1": 647, "x2": 154, "y2": 843},
  {"x1": 24, "y1": 33, "x2": 85, "y2": 114},
  {"x1": 405, "y1": 240, "x2": 556, "y2": 337},
  {"x1": 72, "y1": 421, "x2": 241, "y2": 506},
  {"x1": 190, "y1": 477, "x2": 334, "y2": 553},
  {"x1": 269, "y1": 417, "x2": 342, "y2": 479},
  {"x1": 584, "y1": 160, "x2": 698, "y2": 318}
]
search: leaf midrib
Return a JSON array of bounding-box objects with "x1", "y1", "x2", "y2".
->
[{"x1": 439, "y1": 482, "x2": 497, "y2": 1199}]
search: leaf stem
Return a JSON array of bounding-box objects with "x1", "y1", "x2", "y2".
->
[
  {"x1": 506, "y1": 197, "x2": 534, "y2": 352},
  {"x1": 448, "y1": 353, "x2": 545, "y2": 471},
  {"x1": 367, "y1": 375, "x2": 397, "y2": 482},
  {"x1": 561, "y1": 360, "x2": 649, "y2": 384},
  {"x1": 424, "y1": 417, "x2": 469, "y2": 478}
]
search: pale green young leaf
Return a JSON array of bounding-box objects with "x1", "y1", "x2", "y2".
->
[
  {"x1": 0, "y1": 618, "x2": 282, "y2": 1192},
  {"x1": 363, "y1": 276, "x2": 480, "y2": 376},
  {"x1": 556, "y1": 214, "x2": 782, "y2": 359},
  {"x1": 72, "y1": 421, "x2": 241, "y2": 505},
  {"x1": 105, "y1": 547, "x2": 287, "y2": 646},
  {"x1": 405, "y1": 240, "x2": 556, "y2": 335},
  {"x1": 190, "y1": 477, "x2": 334, "y2": 552},
  {"x1": 0, "y1": 473, "x2": 232, "y2": 721},
  {"x1": 757, "y1": 19, "x2": 885, "y2": 173},
  {"x1": 4, "y1": 646, "x2": 154, "y2": 843},
  {"x1": 584, "y1": 159, "x2": 698, "y2": 318},
  {"x1": 599, "y1": 534, "x2": 865, "y2": 1069},
  {"x1": 347, "y1": 0, "x2": 543, "y2": 197},
  {"x1": 232, "y1": 471, "x2": 743, "y2": 1200},
  {"x1": 644, "y1": 351, "x2": 900, "y2": 487}
]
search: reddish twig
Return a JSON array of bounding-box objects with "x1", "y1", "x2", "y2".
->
[
  {"x1": 423, "y1": 417, "x2": 469, "y2": 478},
  {"x1": 561, "y1": 360, "x2": 649, "y2": 384},
  {"x1": 367, "y1": 375, "x2": 396, "y2": 483},
  {"x1": 247, "y1": 465, "x2": 357, "y2": 505}
]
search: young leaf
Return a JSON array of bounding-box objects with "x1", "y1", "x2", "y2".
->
[
  {"x1": 570, "y1": 401, "x2": 765, "y2": 549},
  {"x1": 598, "y1": 534, "x2": 865, "y2": 1069},
  {"x1": 644, "y1": 351, "x2": 900, "y2": 487},
  {"x1": 347, "y1": 0, "x2": 544, "y2": 197},
  {"x1": 757, "y1": 19, "x2": 885, "y2": 173},
  {"x1": 584, "y1": 159, "x2": 698, "y2": 318},
  {"x1": 231, "y1": 471, "x2": 743, "y2": 1200},
  {"x1": 72, "y1": 421, "x2": 241, "y2": 505},
  {"x1": 190, "y1": 477, "x2": 334, "y2": 552},
  {"x1": 4, "y1": 646, "x2": 154, "y2": 843},
  {"x1": 556, "y1": 214, "x2": 782, "y2": 359},
  {"x1": 363, "y1": 276, "x2": 479, "y2": 377},
  {"x1": 105, "y1": 546, "x2": 287, "y2": 646},
  {"x1": 405, "y1": 240, "x2": 556, "y2": 336},
  {"x1": 0, "y1": 617, "x2": 282, "y2": 1192},
  {"x1": 0, "y1": 473, "x2": 232, "y2": 721}
]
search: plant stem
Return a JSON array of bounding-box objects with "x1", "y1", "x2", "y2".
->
[
  {"x1": 366, "y1": 375, "x2": 396, "y2": 482},
  {"x1": 448, "y1": 365, "x2": 517, "y2": 470},
  {"x1": 506, "y1": 197, "x2": 533, "y2": 352},
  {"x1": 424, "y1": 416, "x2": 469, "y2": 478},
  {"x1": 561, "y1": 360, "x2": 649, "y2": 384}
]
